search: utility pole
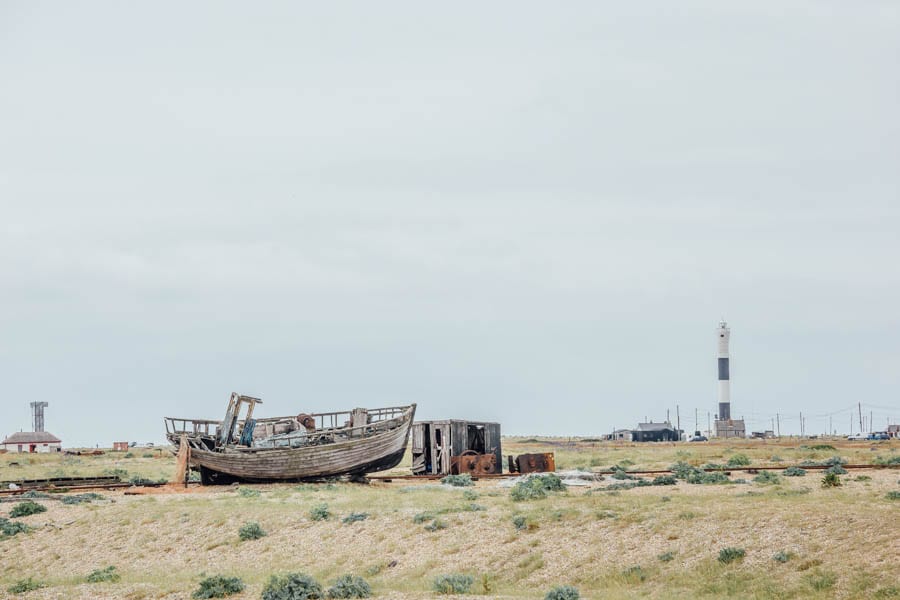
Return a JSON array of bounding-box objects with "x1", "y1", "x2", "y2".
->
[
  {"x1": 676, "y1": 405, "x2": 680, "y2": 434},
  {"x1": 667, "y1": 409, "x2": 670, "y2": 424},
  {"x1": 695, "y1": 408, "x2": 698, "y2": 434},
  {"x1": 776, "y1": 413, "x2": 780, "y2": 438},
  {"x1": 870, "y1": 411, "x2": 873, "y2": 433},
  {"x1": 800, "y1": 412, "x2": 804, "y2": 438},
  {"x1": 707, "y1": 412, "x2": 711, "y2": 437},
  {"x1": 859, "y1": 402, "x2": 864, "y2": 433}
]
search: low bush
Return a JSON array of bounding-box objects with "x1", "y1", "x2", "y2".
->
[
  {"x1": 512, "y1": 515, "x2": 529, "y2": 531},
  {"x1": 424, "y1": 518, "x2": 448, "y2": 532},
  {"x1": 310, "y1": 503, "x2": 330, "y2": 521},
  {"x1": 753, "y1": 471, "x2": 781, "y2": 485},
  {"x1": 824, "y1": 464, "x2": 848, "y2": 475},
  {"x1": 658, "y1": 551, "x2": 675, "y2": 562},
  {"x1": 327, "y1": 575, "x2": 371, "y2": 599},
  {"x1": 545, "y1": 585, "x2": 580, "y2": 600},
  {"x1": 124, "y1": 452, "x2": 134, "y2": 458},
  {"x1": 9, "y1": 501, "x2": 46, "y2": 518},
  {"x1": 342, "y1": 512, "x2": 368, "y2": 524},
  {"x1": 262, "y1": 573, "x2": 322, "y2": 600},
  {"x1": 103, "y1": 468, "x2": 129, "y2": 479},
  {"x1": 821, "y1": 472, "x2": 842, "y2": 488},
  {"x1": 239, "y1": 521, "x2": 266, "y2": 541},
  {"x1": 783, "y1": 466, "x2": 807, "y2": 477},
  {"x1": 804, "y1": 444, "x2": 836, "y2": 451},
  {"x1": 432, "y1": 574, "x2": 474, "y2": 595},
  {"x1": 726, "y1": 454, "x2": 751, "y2": 467},
  {"x1": 669, "y1": 461, "x2": 700, "y2": 479},
  {"x1": 611, "y1": 468, "x2": 635, "y2": 480},
  {"x1": 702, "y1": 463, "x2": 727, "y2": 470},
  {"x1": 873, "y1": 455, "x2": 900, "y2": 466},
  {"x1": 462, "y1": 490, "x2": 479, "y2": 501},
  {"x1": 1, "y1": 517, "x2": 31, "y2": 537},
  {"x1": 773, "y1": 551, "x2": 794, "y2": 563},
  {"x1": 718, "y1": 547, "x2": 745, "y2": 564},
  {"x1": 440, "y1": 474, "x2": 474, "y2": 487},
  {"x1": 86, "y1": 566, "x2": 121, "y2": 583},
  {"x1": 192, "y1": 575, "x2": 245, "y2": 599},
  {"x1": 687, "y1": 471, "x2": 729, "y2": 485},
  {"x1": 61, "y1": 492, "x2": 105, "y2": 505},
  {"x1": 237, "y1": 487, "x2": 261, "y2": 498},
  {"x1": 412, "y1": 512, "x2": 434, "y2": 524},
  {"x1": 806, "y1": 570, "x2": 837, "y2": 591},
  {"x1": 886, "y1": 491, "x2": 900, "y2": 500},
  {"x1": 510, "y1": 474, "x2": 565, "y2": 501},
  {"x1": 854, "y1": 474, "x2": 872, "y2": 481},
  {"x1": 652, "y1": 475, "x2": 677, "y2": 486},
  {"x1": 770, "y1": 455, "x2": 784, "y2": 462},
  {"x1": 7, "y1": 577, "x2": 45, "y2": 594},
  {"x1": 20, "y1": 491, "x2": 50, "y2": 499}
]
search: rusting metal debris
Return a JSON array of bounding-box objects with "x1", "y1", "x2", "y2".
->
[
  {"x1": 508, "y1": 452, "x2": 556, "y2": 474},
  {"x1": 451, "y1": 451, "x2": 499, "y2": 475}
]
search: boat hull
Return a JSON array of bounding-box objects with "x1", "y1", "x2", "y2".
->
[{"x1": 173, "y1": 405, "x2": 415, "y2": 483}]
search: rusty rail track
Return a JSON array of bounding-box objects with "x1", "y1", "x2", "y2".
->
[
  {"x1": 0, "y1": 476, "x2": 166, "y2": 496},
  {"x1": 369, "y1": 463, "x2": 900, "y2": 481}
]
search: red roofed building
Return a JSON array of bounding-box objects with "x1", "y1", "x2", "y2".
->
[{"x1": 1, "y1": 431, "x2": 62, "y2": 453}]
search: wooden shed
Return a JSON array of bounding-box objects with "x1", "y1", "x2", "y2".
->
[{"x1": 411, "y1": 420, "x2": 501, "y2": 476}]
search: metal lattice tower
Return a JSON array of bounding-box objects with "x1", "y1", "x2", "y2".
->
[{"x1": 30, "y1": 402, "x2": 48, "y2": 432}]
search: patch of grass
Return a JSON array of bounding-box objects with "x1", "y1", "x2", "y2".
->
[
  {"x1": 753, "y1": 471, "x2": 781, "y2": 485},
  {"x1": 718, "y1": 547, "x2": 746, "y2": 564},
  {"x1": 86, "y1": 566, "x2": 121, "y2": 583},
  {"x1": 261, "y1": 573, "x2": 322, "y2": 600},
  {"x1": 873, "y1": 455, "x2": 900, "y2": 466},
  {"x1": 726, "y1": 454, "x2": 751, "y2": 467},
  {"x1": 124, "y1": 452, "x2": 134, "y2": 458},
  {"x1": 622, "y1": 565, "x2": 646, "y2": 583},
  {"x1": 874, "y1": 586, "x2": 900, "y2": 598},
  {"x1": 512, "y1": 515, "x2": 531, "y2": 531},
  {"x1": 854, "y1": 475, "x2": 872, "y2": 481},
  {"x1": 885, "y1": 491, "x2": 900, "y2": 500},
  {"x1": 432, "y1": 574, "x2": 474, "y2": 595},
  {"x1": 413, "y1": 512, "x2": 435, "y2": 524},
  {"x1": 440, "y1": 474, "x2": 474, "y2": 487},
  {"x1": 9, "y1": 500, "x2": 47, "y2": 518},
  {"x1": 783, "y1": 466, "x2": 807, "y2": 477},
  {"x1": 310, "y1": 503, "x2": 330, "y2": 521},
  {"x1": 806, "y1": 570, "x2": 837, "y2": 591},
  {"x1": 342, "y1": 512, "x2": 368, "y2": 524},
  {"x1": 192, "y1": 575, "x2": 245, "y2": 599},
  {"x1": 545, "y1": 585, "x2": 580, "y2": 600},
  {"x1": 327, "y1": 574, "x2": 371, "y2": 598},
  {"x1": 658, "y1": 551, "x2": 675, "y2": 562},
  {"x1": 773, "y1": 551, "x2": 794, "y2": 563},
  {"x1": 61, "y1": 492, "x2": 105, "y2": 504},
  {"x1": 462, "y1": 490, "x2": 479, "y2": 501},
  {"x1": 236, "y1": 487, "x2": 261, "y2": 498},
  {"x1": 7, "y1": 577, "x2": 46, "y2": 594},
  {"x1": 239, "y1": 521, "x2": 267, "y2": 541},
  {"x1": 652, "y1": 475, "x2": 677, "y2": 486},
  {"x1": 769, "y1": 455, "x2": 783, "y2": 462}
]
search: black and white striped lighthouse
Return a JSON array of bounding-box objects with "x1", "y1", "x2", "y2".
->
[{"x1": 717, "y1": 320, "x2": 731, "y2": 420}]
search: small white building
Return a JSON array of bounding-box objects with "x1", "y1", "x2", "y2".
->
[{"x1": 1, "y1": 431, "x2": 62, "y2": 453}]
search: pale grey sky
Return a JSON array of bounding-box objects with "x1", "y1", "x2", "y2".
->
[{"x1": 2, "y1": 2, "x2": 898, "y2": 445}]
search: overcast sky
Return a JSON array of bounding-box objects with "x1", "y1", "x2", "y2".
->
[{"x1": 2, "y1": 2, "x2": 898, "y2": 446}]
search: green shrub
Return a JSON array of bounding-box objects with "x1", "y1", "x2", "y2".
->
[
  {"x1": 821, "y1": 472, "x2": 842, "y2": 488},
  {"x1": 412, "y1": 512, "x2": 434, "y2": 524},
  {"x1": 103, "y1": 468, "x2": 129, "y2": 479},
  {"x1": 727, "y1": 454, "x2": 751, "y2": 467},
  {"x1": 885, "y1": 491, "x2": 900, "y2": 500},
  {"x1": 718, "y1": 547, "x2": 746, "y2": 564},
  {"x1": 652, "y1": 475, "x2": 677, "y2": 486},
  {"x1": 770, "y1": 455, "x2": 783, "y2": 462},
  {"x1": 86, "y1": 566, "x2": 121, "y2": 583},
  {"x1": 239, "y1": 521, "x2": 266, "y2": 541},
  {"x1": 873, "y1": 455, "x2": 900, "y2": 466},
  {"x1": 261, "y1": 573, "x2": 323, "y2": 600},
  {"x1": 824, "y1": 464, "x2": 847, "y2": 475},
  {"x1": 9, "y1": 501, "x2": 47, "y2": 518},
  {"x1": 310, "y1": 503, "x2": 330, "y2": 521},
  {"x1": 440, "y1": 474, "x2": 474, "y2": 487},
  {"x1": 855, "y1": 475, "x2": 872, "y2": 481},
  {"x1": 702, "y1": 463, "x2": 727, "y2": 470},
  {"x1": 0, "y1": 517, "x2": 30, "y2": 537},
  {"x1": 326, "y1": 575, "x2": 371, "y2": 598},
  {"x1": 192, "y1": 575, "x2": 245, "y2": 599},
  {"x1": 822, "y1": 456, "x2": 847, "y2": 466},
  {"x1": 687, "y1": 471, "x2": 729, "y2": 485},
  {"x1": 670, "y1": 461, "x2": 700, "y2": 479},
  {"x1": 461, "y1": 503, "x2": 485, "y2": 512},
  {"x1": 611, "y1": 468, "x2": 635, "y2": 480},
  {"x1": 753, "y1": 471, "x2": 781, "y2": 485},
  {"x1": 7, "y1": 577, "x2": 45, "y2": 594},
  {"x1": 462, "y1": 490, "x2": 479, "y2": 500},
  {"x1": 773, "y1": 551, "x2": 794, "y2": 563},
  {"x1": 658, "y1": 551, "x2": 675, "y2": 562},
  {"x1": 61, "y1": 492, "x2": 104, "y2": 505},
  {"x1": 425, "y1": 518, "x2": 448, "y2": 532},
  {"x1": 783, "y1": 466, "x2": 807, "y2": 477},
  {"x1": 237, "y1": 487, "x2": 261, "y2": 498},
  {"x1": 20, "y1": 491, "x2": 50, "y2": 499},
  {"x1": 432, "y1": 574, "x2": 473, "y2": 595},
  {"x1": 622, "y1": 565, "x2": 646, "y2": 583},
  {"x1": 510, "y1": 474, "x2": 565, "y2": 501},
  {"x1": 512, "y1": 515, "x2": 529, "y2": 531},
  {"x1": 124, "y1": 452, "x2": 134, "y2": 458},
  {"x1": 342, "y1": 512, "x2": 368, "y2": 524},
  {"x1": 545, "y1": 585, "x2": 580, "y2": 600}
]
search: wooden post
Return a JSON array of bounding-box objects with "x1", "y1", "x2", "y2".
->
[{"x1": 174, "y1": 434, "x2": 190, "y2": 487}]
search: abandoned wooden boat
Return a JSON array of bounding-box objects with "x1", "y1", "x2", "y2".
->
[{"x1": 164, "y1": 393, "x2": 416, "y2": 484}]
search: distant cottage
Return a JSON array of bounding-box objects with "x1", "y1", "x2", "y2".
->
[
  {"x1": 1, "y1": 431, "x2": 62, "y2": 453},
  {"x1": 631, "y1": 422, "x2": 680, "y2": 442}
]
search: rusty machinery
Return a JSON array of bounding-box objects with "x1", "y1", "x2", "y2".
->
[
  {"x1": 507, "y1": 452, "x2": 556, "y2": 474},
  {"x1": 450, "y1": 450, "x2": 500, "y2": 475}
]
